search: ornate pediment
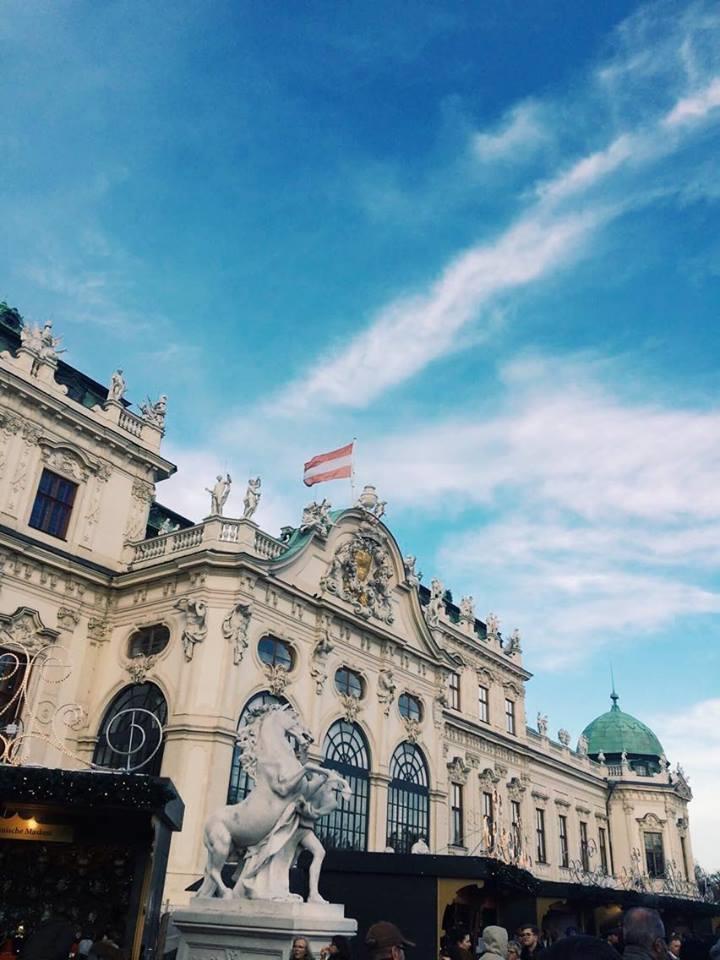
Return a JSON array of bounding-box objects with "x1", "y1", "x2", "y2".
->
[
  {"x1": 637, "y1": 811, "x2": 666, "y2": 828},
  {"x1": 320, "y1": 530, "x2": 394, "y2": 624},
  {"x1": 0, "y1": 606, "x2": 58, "y2": 653},
  {"x1": 38, "y1": 438, "x2": 109, "y2": 483},
  {"x1": 447, "y1": 755, "x2": 471, "y2": 785}
]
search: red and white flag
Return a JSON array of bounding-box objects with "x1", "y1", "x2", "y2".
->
[{"x1": 303, "y1": 441, "x2": 354, "y2": 487}]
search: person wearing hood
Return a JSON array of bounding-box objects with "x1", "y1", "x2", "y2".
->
[{"x1": 482, "y1": 927, "x2": 508, "y2": 960}]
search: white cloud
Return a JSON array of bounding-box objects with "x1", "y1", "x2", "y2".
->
[
  {"x1": 651, "y1": 699, "x2": 720, "y2": 872},
  {"x1": 472, "y1": 102, "x2": 546, "y2": 161},
  {"x1": 663, "y1": 75, "x2": 720, "y2": 126}
]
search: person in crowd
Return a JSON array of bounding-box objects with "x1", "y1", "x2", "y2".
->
[
  {"x1": 22, "y1": 916, "x2": 77, "y2": 960},
  {"x1": 365, "y1": 921, "x2": 414, "y2": 960},
  {"x1": 507, "y1": 940, "x2": 521, "y2": 960},
  {"x1": 518, "y1": 925, "x2": 545, "y2": 960},
  {"x1": 667, "y1": 935, "x2": 682, "y2": 959},
  {"x1": 443, "y1": 928, "x2": 473, "y2": 960},
  {"x1": 88, "y1": 931, "x2": 123, "y2": 960},
  {"x1": 622, "y1": 908, "x2": 667, "y2": 960},
  {"x1": 604, "y1": 927, "x2": 622, "y2": 954},
  {"x1": 543, "y1": 936, "x2": 618, "y2": 959},
  {"x1": 290, "y1": 938, "x2": 314, "y2": 960},
  {"x1": 481, "y1": 927, "x2": 508, "y2": 960},
  {"x1": 77, "y1": 935, "x2": 94, "y2": 960},
  {"x1": 319, "y1": 936, "x2": 352, "y2": 960}
]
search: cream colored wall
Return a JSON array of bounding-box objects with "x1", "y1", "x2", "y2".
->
[{"x1": 0, "y1": 358, "x2": 696, "y2": 905}]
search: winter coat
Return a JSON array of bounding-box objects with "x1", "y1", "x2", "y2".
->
[{"x1": 482, "y1": 926, "x2": 509, "y2": 960}]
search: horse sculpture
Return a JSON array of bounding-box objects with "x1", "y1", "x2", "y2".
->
[{"x1": 196, "y1": 704, "x2": 350, "y2": 902}]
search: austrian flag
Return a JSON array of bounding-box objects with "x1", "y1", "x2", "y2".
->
[{"x1": 303, "y1": 442, "x2": 354, "y2": 487}]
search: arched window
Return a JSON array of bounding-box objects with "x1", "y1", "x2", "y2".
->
[
  {"x1": 317, "y1": 721, "x2": 371, "y2": 851},
  {"x1": 386, "y1": 741, "x2": 430, "y2": 854},
  {"x1": 227, "y1": 690, "x2": 288, "y2": 803},
  {"x1": 92, "y1": 682, "x2": 167, "y2": 776}
]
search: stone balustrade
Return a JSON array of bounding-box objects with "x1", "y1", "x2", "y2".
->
[{"x1": 128, "y1": 517, "x2": 285, "y2": 568}]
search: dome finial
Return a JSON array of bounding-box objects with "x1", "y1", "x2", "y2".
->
[{"x1": 610, "y1": 664, "x2": 620, "y2": 710}]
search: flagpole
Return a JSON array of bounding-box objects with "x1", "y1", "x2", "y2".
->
[{"x1": 350, "y1": 437, "x2": 357, "y2": 506}]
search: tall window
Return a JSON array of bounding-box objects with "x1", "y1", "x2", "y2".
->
[
  {"x1": 535, "y1": 808, "x2": 547, "y2": 863},
  {"x1": 559, "y1": 815, "x2": 569, "y2": 868},
  {"x1": 0, "y1": 649, "x2": 27, "y2": 727},
  {"x1": 680, "y1": 835, "x2": 689, "y2": 880},
  {"x1": 644, "y1": 832, "x2": 665, "y2": 878},
  {"x1": 227, "y1": 691, "x2": 287, "y2": 803},
  {"x1": 599, "y1": 826, "x2": 609, "y2": 875},
  {"x1": 580, "y1": 821, "x2": 590, "y2": 872},
  {"x1": 29, "y1": 469, "x2": 77, "y2": 539},
  {"x1": 505, "y1": 698, "x2": 516, "y2": 735},
  {"x1": 93, "y1": 682, "x2": 167, "y2": 776},
  {"x1": 482, "y1": 792, "x2": 495, "y2": 850},
  {"x1": 511, "y1": 800, "x2": 522, "y2": 855},
  {"x1": 317, "y1": 721, "x2": 370, "y2": 852},
  {"x1": 448, "y1": 673, "x2": 461, "y2": 710},
  {"x1": 478, "y1": 685, "x2": 489, "y2": 723},
  {"x1": 386, "y1": 742, "x2": 430, "y2": 854},
  {"x1": 450, "y1": 783, "x2": 464, "y2": 846}
]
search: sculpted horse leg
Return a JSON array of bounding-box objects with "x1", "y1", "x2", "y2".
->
[
  {"x1": 196, "y1": 814, "x2": 234, "y2": 899},
  {"x1": 298, "y1": 831, "x2": 327, "y2": 903}
]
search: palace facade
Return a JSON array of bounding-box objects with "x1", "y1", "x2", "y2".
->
[{"x1": 0, "y1": 308, "x2": 708, "y2": 941}]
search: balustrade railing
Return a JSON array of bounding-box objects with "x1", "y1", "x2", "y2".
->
[
  {"x1": 130, "y1": 518, "x2": 286, "y2": 563},
  {"x1": 254, "y1": 529, "x2": 285, "y2": 559},
  {"x1": 117, "y1": 408, "x2": 145, "y2": 438}
]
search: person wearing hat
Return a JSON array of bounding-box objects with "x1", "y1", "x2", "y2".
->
[{"x1": 365, "y1": 921, "x2": 415, "y2": 959}]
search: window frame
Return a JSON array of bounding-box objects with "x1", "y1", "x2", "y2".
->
[
  {"x1": 128, "y1": 623, "x2": 170, "y2": 659},
  {"x1": 257, "y1": 636, "x2": 294, "y2": 671},
  {"x1": 535, "y1": 807, "x2": 547, "y2": 864},
  {"x1": 448, "y1": 672, "x2": 461, "y2": 711},
  {"x1": 644, "y1": 831, "x2": 665, "y2": 878},
  {"x1": 28, "y1": 468, "x2": 78, "y2": 540},
  {"x1": 579, "y1": 820, "x2": 590, "y2": 872},
  {"x1": 505, "y1": 697, "x2": 516, "y2": 735},
  {"x1": 450, "y1": 782, "x2": 464, "y2": 847},
  {"x1": 482, "y1": 791, "x2": 495, "y2": 850},
  {"x1": 559, "y1": 814, "x2": 569, "y2": 868},
  {"x1": 386, "y1": 741, "x2": 430, "y2": 854},
  {"x1": 598, "y1": 825, "x2": 609, "y2": 875},
  {"x1": 510, "y1": 799, "x2": 522, "y2": 854},
  {"x1": 334, "y1": 667, "x2": 364, "y2": 699},
  {"x1": 398, "y1": 692, "x2": 422, "y2": 722},
  {"x1": 478, "y1": 684, "x2": 489, "y2": 723},
  {"x1": 317, "y1": 720, "x2": 371, "y2": 852}
]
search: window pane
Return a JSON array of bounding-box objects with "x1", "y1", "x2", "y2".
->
[
  {"x1": 335, "y1": 668, "x2": 363, "y2": 699},
  {"x1": 398, "y1": 693, "x2": 421, "y2": 721},
  {"x1": 92, "y1": 682, "x2": 167, "y2": 776},
  {"x1": 386, "y1": 742, "x2": 430, "y2": 853},
  {"x1": 129, "y1": 624, "x2": 170, "y2": 658},
  {"x1": 258, "y1": 637, "x2": 293, "y2": 670},
  {"x1": 478, "y1": 685, "x2": 489, "y2": 723},
  {"x1": 317, "y1": 720, "x2": 370, "y2": 852},
  {"x1": 28, "y1": 469, "x2": 78, "y2": 540},
  {"x1": 505, "y1": 698, "x2": 516, "y2": 734}
]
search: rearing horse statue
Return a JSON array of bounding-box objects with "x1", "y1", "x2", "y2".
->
[{"x1": 195, "y1": 704, "x2": 350, "y2": 902}]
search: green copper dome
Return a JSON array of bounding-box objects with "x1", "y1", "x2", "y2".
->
[{"x1": 582, "y1": 692, "x2": 664, "y2": 759}]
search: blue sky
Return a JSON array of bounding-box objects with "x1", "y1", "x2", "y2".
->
[{"x1": 3, "y1": 1, "x2": 720, "y2": 866}]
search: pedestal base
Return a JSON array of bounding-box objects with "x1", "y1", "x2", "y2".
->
[{"x1": 173, "y1": 899, "x2": 358, "y2": 960}]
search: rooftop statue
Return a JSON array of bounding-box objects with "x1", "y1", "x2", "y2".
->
[
  {"x1": 459, "y1": 595, "x2": 475, "y2": 623},
  {"x1": 506, "y1": 628, "x2": 522, "y2": 656},
  {"x1": 20, "y1": 319, "x2": 65, "y2": 368},
  {"x1": 576, "y1": 733, "x2": 589, "y2": 756},
  {"x1": 537, "y1": 713, "x2": 548, "y2": 737},
  {"x1": 196, "y1": 704, "x2": 350, "y2": 902},
  {"x1": 206, "y1": 473, "x2": 232, "y2": 516},
  {"x1": 140, "y1": 394, "x2": 168, "y2": 428},
  {"x1": 243, "y1": 477, "x2": 262, "y2": 520},
  {"x1": 425, "y1": 577, "x2": 445, "y2": 628},
  {"x1": 356, "y1": 484, "x2": 386, "y2": 520},
  {"x1": 403, "y1": 554, "x2": 422, "y2": 588},
  {"x1": 300, "y1": 498, "x2": 333, "y2": 538},
  {"x1": 158, "y1": 517, "x2": 179, "y2": 535},
  {"x1": 108, "y1": 368, "x2": 126, "y2": 402},
  {"x1": 486, "y1": 612, "x2": 500, "y2": 640}
]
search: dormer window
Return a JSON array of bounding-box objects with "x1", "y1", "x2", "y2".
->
[
  {"x1": 335, "y1": 667, "x2": 363, "y2": 699},
  {"x1": 258, "y1": 636, "x2": 294, "y2": 671},
  {"x1": 29, "y1": 469, "x2": 77, "y2": 539}
]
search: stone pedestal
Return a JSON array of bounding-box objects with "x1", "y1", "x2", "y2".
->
[{"x1": 173, "y1": 899, "x2": 357, "y2": 960}]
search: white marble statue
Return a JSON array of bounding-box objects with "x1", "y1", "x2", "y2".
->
[
  {"x1": 558, "y1": 728, "x2": 571, "y2": 747},
  {"x1": 459, "y1": 595, "x2": 475, "y2": 623},
  {"x1": 537, "y1": 713, "x2": 548, "y2": 737},
  {"x1": 356, "y1": 484, "x2": 386, "y2": 519},
  {"x1": 403, "y1": 554, "x2": 422, "y2": 588},
  {"x1": 299, "y1": 499, "x2": 333, "y2": 537},
  {"x1": 108, "y1": 369, "x2": 126, "y2": 402},
  {"x1": 425, "y1": 577, "x2": 445, "y2": 627},
  {"x1": 506, "y1": 628, "x2": 522, "y2": 656},
  {"x1": 410, "y1": 837, "x2": 430, "y2": 854},
  {"x1": 597, "y1": 751, "x2": 606, "y2": 765},
  {"x1": 576, "y1": 733, "x2": 589, "y2": 756},
  {"x1": 140, "y1": 394, "x2": 168, "y2": 428},
  {"x1": 206, "y1": 473, "x2": 232, "y2": 516},
  {"x1": 243, "y1": 477, "x2": 262, "y2": 519},
  {"x1": 21, "y1": 320, "x2": 65, "y2": 365},
  {"x1": 196, "y1": 704, "x2": 350, "y2": 902},
  {"x1": 486, "y1": 612, "x2": 500, "y2": 640},
  {"x1": 158, "y1": 517, "x2": 179, "y2": 535}
]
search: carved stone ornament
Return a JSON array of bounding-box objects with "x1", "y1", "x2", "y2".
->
[
  {"x1": 320, "y1": 531, "x2": 394, "y2": 624},
  {"x1": 558, "y1": 728, "x2": 571, "y2": 747},
  {"x1": 478, "y1": 766, "x2": 501, "y2": 788},
  {"x1": 339, "y1": 692, "x2": 362, "y2": 724},
  {"x1": 140, "y1": 394, "x2": 167, "y2": 429},
  {"x1": 309, "y1": 628, "x2": 334, "y2": 694},
  {"x1": 126, "y1": 653, "x2": 157, "y2": 684},
  {"x1": 175, "y1": 597, "x2": 208, "y2": 662},
  {"x1": 402, "y1": 716, "x2": 421, "y2": 744},
  {"x1": 424, "y1": 578, "x2": 445, "y2": 628},
  {"x1": 576, "y1": 733, "x2": 589, "y2": 756},
  {"x1": 537, "y1": 713, "x2": 549, "y2": 737},
  {"x1": 403, "y1": 554, "x2": 422, "y2": 588},
  {"x1": 506, "y1": 628, "x2": 522, "y2": 656},
  {"x1": 56, "y1": 607, "x2": 81, "y2": 632},
  {"x1": 486, "y1": 612, "x2": 500, "y2": 640},
  {"x1": 0, "y1": 606, "x2": 59, "y2": 654},
  {"x1": 263, "y1": 663, "x2": 290, "y2": 696},
  {"x1": 221, "y1": 602, "x2": 252, "y2": 665},
  {"x1": 637, "y1": 812, "x2": 665, "y2": 828},
  {"x1": 507, "y1": 776, "x2": 527, "y2": 800},
  {"x1": 87, "y1": 617, "x2": 109, "y2": 644},
  {"x1": 299, "y1": 499, "x2": 333, "y2": 538},
  {"x1": 447, "y1": 755, "x2": 470, "y2": 785},
  {"x1": 356, "y1": 484, "x2": 386, "y2": 520},
  {"x1": 377, "y1": 668, "x2": 397, "y2": 716},
  {"x1": 459, "y1": 595, "x2": 475, "y2": 624}
]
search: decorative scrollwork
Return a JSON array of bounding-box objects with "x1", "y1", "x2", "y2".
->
[{"x1": 101, "y1": 707, "x2": 164, "y2": 772}]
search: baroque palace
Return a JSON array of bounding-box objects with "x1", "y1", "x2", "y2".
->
[{"x1": 0, "y1": 305, "x2": 713, "y2": 946}]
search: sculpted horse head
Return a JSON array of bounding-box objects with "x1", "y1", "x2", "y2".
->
[{"x1": 238, "y1": 704, "x2": 314, "y2": 779}]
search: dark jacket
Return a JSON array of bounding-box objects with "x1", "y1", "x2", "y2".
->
[{"x1": 622, "y1": 947, "x2": 654, "y2": 960}]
